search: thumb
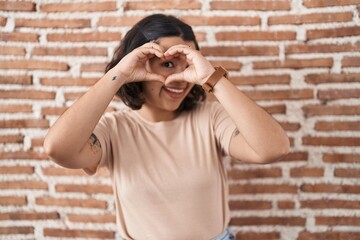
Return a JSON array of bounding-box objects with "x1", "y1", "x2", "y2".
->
[
  {"x1": 165, "y1": 72, "x2": 184, "y2": 85},
  {"x1": 144, "y1": 72, "x2": 165, "y2": 83}
]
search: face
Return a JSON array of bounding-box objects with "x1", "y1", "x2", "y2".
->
[{"x1": 140, "y1": 36, "x2": 196, "y2": 121}]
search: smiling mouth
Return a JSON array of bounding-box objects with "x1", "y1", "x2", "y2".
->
[{"x1": 164, "y1": 87, "x2": 185, "y2": 94}]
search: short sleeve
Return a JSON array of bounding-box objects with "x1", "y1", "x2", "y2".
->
[
  {"x1": 83, "y1": 114, "x2": 112, "y2": 175},
  {"x1": 210, "y1": 101, "x2": 237, "y2": 156}
]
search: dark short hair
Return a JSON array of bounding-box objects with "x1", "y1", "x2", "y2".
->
[{"x1": 105, "y1": 14, "x2": 206, "y2": 112}]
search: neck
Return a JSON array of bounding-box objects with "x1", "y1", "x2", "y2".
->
[{"x1": 137, "y1": 105, "x2": 178, "y2": 122}]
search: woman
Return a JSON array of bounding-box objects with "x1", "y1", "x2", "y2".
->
[{"x1": 44, "y1": 14, "x2": 289, "y2": 240}]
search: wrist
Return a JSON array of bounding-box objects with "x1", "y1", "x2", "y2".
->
[{"x1": 201, "y1": 66, "x2": 228, "y2": 93}]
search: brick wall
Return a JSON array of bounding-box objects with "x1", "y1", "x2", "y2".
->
[{"x1": 0, "y1": 0, "x2": 359, "y2": 239}]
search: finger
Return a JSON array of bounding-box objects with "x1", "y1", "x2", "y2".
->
[
  {"x1": 165, "y1": 72, "x2": 185, "y2": 85},
  {"x1": 137, "y1": 47, "x2": 163, "y2": 59},
  {"x1": 142, "y1": 42, "x2": 164, "y2": 54},
  {"x1": 165, "y1": 45, "x2": 192, "y2": 57},
  {"x1": 144, "y1": 72, "x2": 165, "y2": 83}
]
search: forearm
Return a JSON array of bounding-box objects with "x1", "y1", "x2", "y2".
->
[
  {"x1": 213, "y1": 77, "x2": 290, "y2": 162},
  {"x1": 44, "y1": 68, "x2": 124, "y2": 161}
]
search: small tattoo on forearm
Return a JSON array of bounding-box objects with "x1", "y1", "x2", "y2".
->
[
  {"x1": 89, "y1": 133, "x2": 101, "y2": 154},
  {"x1": 111, "y1": 76, "x2": 117, "y2": 81}
]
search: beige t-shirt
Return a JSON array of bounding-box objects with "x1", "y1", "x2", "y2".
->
[{"x1": 85, "y1": 101, "x2": 237, "y2": 240}]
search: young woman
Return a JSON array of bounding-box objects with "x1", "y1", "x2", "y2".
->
[{"x1": 44, "y1": 14, "x2": 289, "y2": 240}]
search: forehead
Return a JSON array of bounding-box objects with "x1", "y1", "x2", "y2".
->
[{"x1": 155, "y1": 36, "x2": 196, "y2": 51}]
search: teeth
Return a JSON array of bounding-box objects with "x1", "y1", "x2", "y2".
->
[{"x1": 165, "y1": 87, "x2": 185, "y2": 93}]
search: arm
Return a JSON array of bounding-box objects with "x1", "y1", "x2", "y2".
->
[
  {"x1": 164, "y1": 45, "x2": 289, "y2": 164},
  {"x1": 44, "y1": 42, "x2": 165, "y2": 169},
  {"x1": 212, "y1": 77, "x2": 290, "y2": 163}
]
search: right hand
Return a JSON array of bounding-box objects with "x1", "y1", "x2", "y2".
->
[{"x1": 114, "y1": 42, "x2": 165, "y2": 83}]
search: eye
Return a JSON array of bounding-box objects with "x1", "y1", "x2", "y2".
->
[{"x1": 162, "y1": 61, "x2": 175, "y2": 68}]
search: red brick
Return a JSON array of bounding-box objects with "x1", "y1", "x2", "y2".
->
[
  {"x1": 80, "y1": 62, "x2": 108, "y2": 73},
  {"x1": 286, "y1": 42, "x2": 356, "y2": 54},
  {"x1": 236, "y1": 231, "x2": 280, "y2": 240},
  {"x1": 0, "y1": 60, "x2": 69, "y2": 71},
  {"x1": 263, "y1": 104, "x2": 286, "y2": 114},
  {"x1": 0, "y1": 211, "x2": 59, "y2": 220},
  {"x1": 303, "y1": 136, "x2": 360, "y2": 146},
  {"x1": 228, "y1": 168, "x2": 282, "y2": 179},
  {"x1": 0, "y1": 196, "x2": 27, "y2": 206},
  {"x1": 307, "y1": 26, "x2": 360, "y2": 40},
  {"x1": 301, "y1": 183, "x2": 360, "y2": 194},
  {"x1": 298, "y1": 231, "x2": 360, "y2": 240},
  {"x1": 269, "y1": 12, "x2": 353, "y2": 25},
  {"x1": 290, "y1": 167, "x2": 324, "y2": 177},
  {"x1": 0, "y1": 32, "x2": 39, "y2": 42},
  {"x1": 42, "y1": 166, "x2": 110, "y2": 177},
  {"x1": 0, "y1": 135, "x2": 24, "y2": 144},
  {"x1": 0, "y1": 151, "x2": 49, "y2": 160},
  {"x1": 244, "y1": 89, "x2": 313, "y2": 101},
  {"x1": 36, "y1": 197, "x2": 107, "y2": 209},
  {"x1": 0, "y1": 166, "x2": 34, "y2": 174},
  {"x1": 318, "y1": 89, "x2": 360, "y2": 100},
  {"x1": 305, "y1": 73, "x2": 360, "y2": 84},
  {"x1": 0, "y1": 180, "x2": 47, "y2": 190},
  {"x1": 334, "y1": 168, "x2": 360, "y2": 178},
  {"x1": 67, "y1": 213, "x2": 116, "y2": 223},
  {"x1": 211, "y1": 1, "x2": 291, "y2": 10},
  {"x1": 231, "y1": 74, "x2": 290, "y2": 85},
  {"x1": 124, "y1": 0, "x2": 201, "y2": 10},
  {"x1": 301, "y1": 199, "x2": 360, "y2": 209},
  {"x1": 40, "y1": 2, "x2": 117, "y2": 12},
  {"x1": 42, "y1": 167, "x2": 88, "y2": 176},
  {"x1": 47, "y1": 32, "x2": 120, "y2": 42},
  {"x1": 254, "y1": 58, "x2": 333, "y2": 69},
  {"x1": 15, "y1": 18, "x2": 91, "y2": 29},
  {"x1": 41, "y1": 107, "x2": 68, "y2": 116},
  {"x1": 0, "y1": 75, "x2": 32, "y2": 85},
  {"x1": 303, "y1": 0, "x2": 360, "y2": 7},
  {"x1": 315, "y1": 121, "x2": 360, "y2": 131},
  {"x1": 0, "y1": 119, "x2": 49, "y2": 129},
  {"x1": 280, "y1": 122, "x2": 301, "y2": 131},
  {"x1": 216, "y1": 31, "x2": 296, "y2": 41},
  {"x1": 209, "y1": 60, "x2": 242, "y2": 71},
  {"x1": 229, "y1": 200, "x2": 272, "y2": 210},
  {"x1": 316, "y1": 216, "x2": 360, "y2": 226},
  {"x1": 44, "y1": 228, "x2": 114, "y2": 238},
  {"x1": 0, "y1": 16, "x2": 6, "y2": 26},
  {"x1": 282, "y1": 152, "x2": 309, "y2": 162},
  {"x1": 201, "y1": 46, "x2": 278, "y2": 56},
  {"x1": 55, "y1": 184, "x2": 113, "y2": 194},
  {"x1": 277, "y1": 200, "x2": 295, "y2": 209},
  {"x1": 230, "y1": 216, "x2": 305, "y2": 226},
  {"x1": 342, "y1": 56, "x2": 360, "y2": 67},
  {"x1": 31, "y1": 138, "x2": 44, "y2": 147},
  {"x1": 323, "y1": 153, "x2": 360, "y2": 163},
  {"x1": 0, "y1": 90, "x2": 55, "y2": 100},
  {"x1": 230, "y1": 184, "x2": 297, "y2": 194},
  {"x1": 0, "y1": 104, "x2": 33, "y2": 113},
  {"x1": 32, "y1": 47, "x2": 107, "y2": 56},
  {"x1": 40, "y1": 77, "x2": 99, "y2": 86},
  {"x1": 98, "y1": 16, "x2": 146, "y2": 27},
  {"x1": 0, "y1": 46, "x2": 26, "y2": 56},
  {"x1": 0, "y1": 2, "x2": 35, "y2": 11},
  {"x1": 303, "y1": 104, "x2": 360, "y2": 117},
  {"x1": 0, "y1": 226, "x2": 34, "y2": 235},
  {"x1": 181, "y1": 16, "x2": 260, "y2": 26}
]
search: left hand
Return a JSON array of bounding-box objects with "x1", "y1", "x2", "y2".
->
[{"x1": 163, "y1": 44, "x2": 215, "y2": 85}]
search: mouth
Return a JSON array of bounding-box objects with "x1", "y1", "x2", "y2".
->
[{"x1": 163, "y1": 86, "x2": 187, "y2": 99}]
